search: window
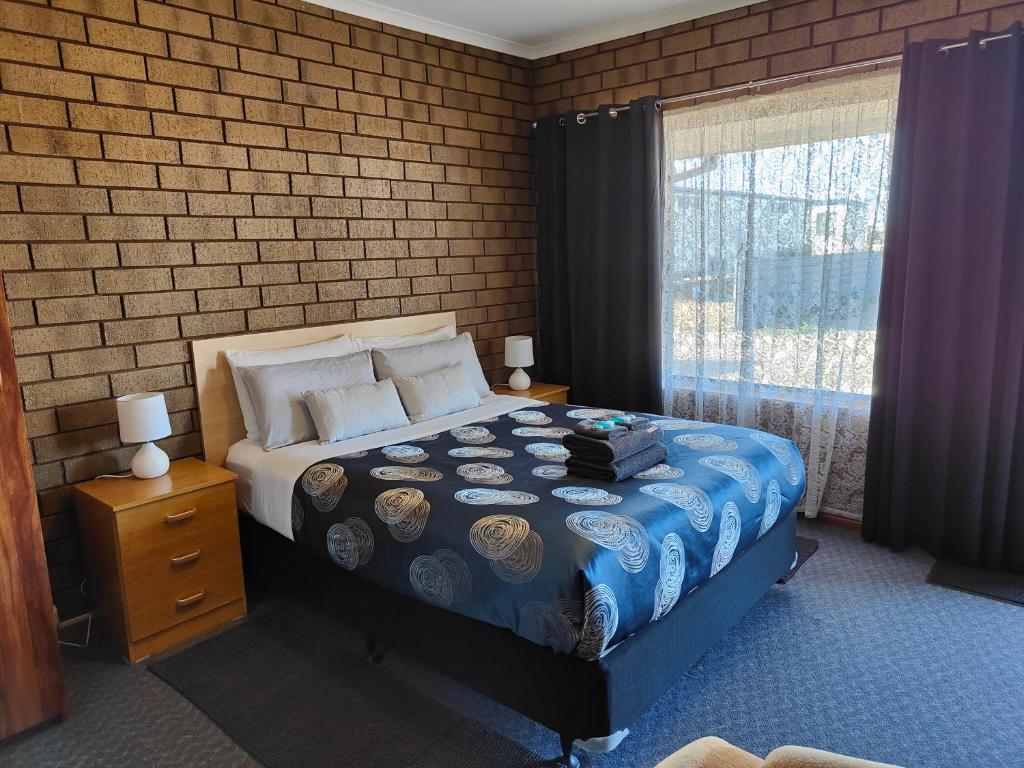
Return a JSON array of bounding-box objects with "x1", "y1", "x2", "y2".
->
[{"x1": 661, "y1": 71, "x2": 899, "y2": 405}]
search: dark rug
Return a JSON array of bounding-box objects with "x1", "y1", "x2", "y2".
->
[
  {"x1": 778, "y1": 536, "x2": 819, "y2": 584},
  {"x1": 148, "y1": 601, "x2": 542, "y2": 768},
  {"x1": 927, "y1": 560, "x2": 1024, "y2": 607}
]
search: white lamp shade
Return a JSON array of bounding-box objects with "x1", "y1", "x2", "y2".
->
[
  {"x1": 504, "y1": 335, "x2": 534, "y2": 368},
  {"x1": 116, "y1": 392, "x2": 171, "y2": 444}
]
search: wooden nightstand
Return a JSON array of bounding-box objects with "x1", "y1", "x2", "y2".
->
[
  {"x1": 493, "y1": 381, "x2": 570, "y2": 404},
  {"x1": 74, "y1": 458, "x2": 246, "y2": 663}
]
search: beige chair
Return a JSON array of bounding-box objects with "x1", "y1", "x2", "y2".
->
[{"x1": 656, "y1": 737, "x2": 903, "y2": 768}]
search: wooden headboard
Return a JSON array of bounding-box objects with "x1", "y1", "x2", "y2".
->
[{"x1": 191, "y1": 311, "x2": 457, "y2": 466}]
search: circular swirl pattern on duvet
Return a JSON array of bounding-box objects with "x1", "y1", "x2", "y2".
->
[
  {"x1": 551, "y1": 487, "x2": 622, "y2": 506},
  {"x1": 520, "y1": 600, "x2": 581, "y2": 654},
  {"x1": 374, "y1": 488, "x2": 430, "y2": 542},
  {"x1": 651, "y1": 533, "x2": 685, "y2": 622},
  {"x1": 469, "y1": 514, "x2": 532, "y2": 559},
  {"x1": 532, "y1": 464, "x2": 568, "y2": 480},
  {"x1": 369, "y1": 466, "x2": 443, "y2": 482},
  {"x1": 711, "y1": 501, "x2": 742, "y2": 576},
  {"x1": 326, "y1": 518, "x2": 374, "y2": 570},
  {"x1": 750, "y1": 432, "x2": 803, "y2": 486},
  {"x1": 565, "y1": 511, "x2": 650, "y2": 573},
  {"x1": 673, "y1": 433, "x2": 739, "y2": 452},
  {"x1": 633, "y1": 464, "x2": 684, "y2": 480},
  {"x1": 567, "y1": 408, "x2": 622, "y2": 420},
  {"x1": 759, "y1": 479, "x2": 782, "y2": 538},
  {"x1": 698, "y1": 455, "x2": 761, "y2": 503},
  {"x1": 301, "y1": 463, "x2": 348, "y2": 512},
  {"x1": 511, "y1": 426, "x2": 573, "y2": 438},
  {"x1": 508, "y1": 410, "x2": 552, "y2": 425},
  {"x1": 344, "y1": 517, "x2": 374, "y2": 565},
  {"x1": 455, "y1": 488, "x2": 539, "y2": 506},
  {"x1": 524, "y1": 443, "x2": 571, "y2": 462},
  {"x1": 577, "y1": 584, "x2": 619, "y2": 661},
  {"x1": 651, "y1": 418, "x2": 707, "y2": 431},
  {"x1": 382, "y1": 445, "x2": 428, "y2": 464},
  {"x1": 447, "y1": 446, "x2": 514, "y2": 459},
  {"x1": 457, "y1": 463, "x2": 513, "y2": 485},
  {"x1": 639, "y1": 484, "x2": 714, "y2": 533},
  {"x1": 409, "y1": 549, "x2": 473, "y2": 606},
  {"x1": 290, "y1": 495, "x2": 304, "y2": 536},
  {"x1": 449, "y1": 426, "x2": 495, "y2": 444},
  {"x1": 489, "y1": 529, "x2": 543, "y2": 583}
]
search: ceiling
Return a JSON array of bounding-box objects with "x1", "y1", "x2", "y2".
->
[{"x1": 318, "y1": 0, "x2": 753, "y2": 60}]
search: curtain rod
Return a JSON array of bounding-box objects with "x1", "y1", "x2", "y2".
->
[{"x1": 531, "y1": 32, "x2": 1013, "y2": 129}]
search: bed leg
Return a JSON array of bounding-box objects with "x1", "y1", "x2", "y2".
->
[
  {"x1": 365, "y1": 635, "x2": 384, "y2": 665},
  {"x1": 559, "y1": 734, "x2": 580, "y2": 768}
]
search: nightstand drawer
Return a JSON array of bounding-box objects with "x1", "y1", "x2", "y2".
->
[
  {"x1": 125, "y1": 552, "x2": 245, "y2": 641},
  {"x1": 539, "y1": 391, "x2": 568, "y2": 404},
  {"x1": 117, "y1": 483, "x2": 235, "y2": 564}
]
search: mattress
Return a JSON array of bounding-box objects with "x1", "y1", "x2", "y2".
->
[{"x1": 230, "y1": 398, "x2": 806, "y2": 661}]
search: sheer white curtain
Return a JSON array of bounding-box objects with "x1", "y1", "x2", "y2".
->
[{"x1": 661, "y1": 71, "x2": 900, "y2": 519}]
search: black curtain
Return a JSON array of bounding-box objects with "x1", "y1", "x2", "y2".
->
[
  {"x1": 535, "y1": 97, "x2": 663, "y2": 414},
  {"x1": 863, "y1": 25, "x2": 1024, "y2": 572}
]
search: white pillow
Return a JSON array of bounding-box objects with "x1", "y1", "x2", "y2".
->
[
  {"x1": 304, "y1": 379, "x2": 410, "y2": 443},
  {"x1": 225, "y1": 334, "x2": 359, "y2": 440},
  {"x1": 371, "y1": 333, "x2": 490, "y2": 398},
  {"x1": 393, "y1": 363, "x2": 481, "y2": 422},
  {"x1": 352, "y1": 324, "x2": 456, "y2": 351},
  {"x1": 236, "y1": 351, "x2": 375, "y2": 450}
]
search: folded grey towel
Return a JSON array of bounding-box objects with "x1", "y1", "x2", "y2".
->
[
  {"x1": 566, "y1": 443, "x2": 668, "y2": 482},
  {"x1": 563, "y1": 423, "x2": 664, "y2": 463}
]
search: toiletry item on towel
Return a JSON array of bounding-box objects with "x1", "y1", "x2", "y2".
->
[
  {"x1": 563, "y1": 423, "x2": 664, "y2": 463},
  {"x1": 572, "y1": 416, "x2": 651, "y2": 440},
  {"x1": 566, "y1": 443, "x2": 668, "y2": 482}
]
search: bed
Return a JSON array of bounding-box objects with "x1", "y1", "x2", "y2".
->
[{"x1": 192, "y1": 312, "x2": 805, "y2": 766}]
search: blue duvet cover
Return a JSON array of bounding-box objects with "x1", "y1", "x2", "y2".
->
[{"x1": 289, "y1": 404, "x2": 806, "y2": 660}]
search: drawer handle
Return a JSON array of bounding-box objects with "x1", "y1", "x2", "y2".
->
[
  {"x1": 166, "y1": 508, "x2": 197, "y2": 524},
  {"x1": 170, "y1": 549, "x2": 201, "y2": 566},
  {"x1": 175, "y1": 590, "x2": 206, "y2": 609}
]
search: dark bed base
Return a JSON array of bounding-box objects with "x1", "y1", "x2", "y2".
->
[{"x1": 240, "y1": 510, "x2": 797, "y2": 763}]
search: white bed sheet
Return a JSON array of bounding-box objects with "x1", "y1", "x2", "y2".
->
[{"x1": 226, "y1": 394, "x2": 542, "y2": 540}]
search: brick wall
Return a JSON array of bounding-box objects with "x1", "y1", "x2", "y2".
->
[
  {"x1": 0, "y1": 0, "x2": 535, "y2": 616},
  {"x1": 533, "y1": 0, "x2": 1024, "y2": 114}
]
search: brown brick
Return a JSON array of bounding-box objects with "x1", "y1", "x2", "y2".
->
[
  {"x1": 179, "y1": 310, "x2": 245, "y2": 337},
  {"x1": 834, "y1": 30, "x2": 906, "y2": 63},
  {"x1": 220, "y1": 69, "x2": 281, "y2": 100},
  {"x1": 196, "y1": 286, "x2": 259, "y2": 311},
  {"x1": 771, "y1": 45, "x2": 833, "y2": 76},
  {"x1": 9, "y1": 126, "x2": 100, "y2": 158},
  {"x1": 173, "y1": 265, "x2": 239, "y2": 289},
  {"x1": 122, "y1": 290, "x2": 196, "y2": 317},
  {"x1": 77, "y1": 160, "x2": 158, "y2": 188},
  {"x1": 103, "y1": 135, "x2": 180, "y2": 164},
  {"x1": 61, "y1": 42, "x2": 146, "y2": 78},
  {"x1": 236, "y1": 0, "x2": 294, "y2": 31},
  {"x1": 69, "y1": 103, "x2": 152, "y2": 135},
  {"x1": 752, "y1": 27, "x2": 811, "y2": 58},
  {"x1": 0, "y1": 62, "x2": 92, "y2": 100},
  {"x1": 147, "y1": 57, "x2": 218, "y2": 90},
  {"x1": 0, "y1": 1, "x2": 85, "y2": 41},
  {"x1": 94, "y1": 77, "x2": 174, "y2": 110},
  {"x1": 120, "y1": 242, "x2": 193, "y2": 267},
  {"x1": 166, "y1": 216, "x2": 234, "y2": 240},
  {"x1": 21, "y1": 187, "x2": 109, "y2": 214},
  {"x1": 0, "y1": 214, "x2": 85, "y2": 242},
  {"x1": 109, "y1": 364, "x2": 185, "y2": 396},
  {"x1": 0, "y1": 155, "x2": 75, "y2": 184},
  {"x1": 51, "y1": 346, "x2": 134, "y2": 378},
  {"x1": 882, "y1": 0, "x2": 957, "y2": 29},
  {"x1": 87, "y1": 214, "x2": 167, "y2": 241},
  {"x1": 0, "y1": 244, "x2": 30, "y2": 270},
  {"x1": 137, "y1": 0, "x2": 211, "y2": 37},
  {"x1": 194, "y1": 241, "x2": 257, "y2": 264},
  {"x1": 174, "y1": 89, "x2": 244, "y2": 120},
  {"x1": 239, "y1": 48, "x2": 297, "y2": 80},
  {"x1": 36, "y1": 295, "x2": 121, "y2": 324},
  {"x1": 103, "y1": 316, "x2": 180, "y2": 345},
  {"x1": 23, "y1": 375, "x2": 110, "y2": 410},
  {"x1": 0, "y1": 30, "x2": 60, "y2": 65},
  {"x1": 168, "y1": 34, "x2": 237, "y2": 68},
  {"x1": 0, "y1": 93, "x2": 68, "y2": 127},
  {"x1": 13, "y1": 322, "x2": 99, "y2": 355},
  {"x1": 153, "y1": 113, "x2": 223, "y2": 142},
  {"x1": 181, "y1": 142, "x2": 249, "y2": 169},
  {"x1": 52, "y1": 0, "x2": 135, "y2": 23},
  {"x1": 158, "y1": 166, "x2": 228, "y2": 192},
  {"x1": 87, "y1": 18, "x2": 167, "y2": 56}
]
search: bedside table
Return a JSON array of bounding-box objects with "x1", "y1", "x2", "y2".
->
[
  {"x1": 493, "y1": 381, "x2": 570, "y2": 404},
  {"x1": 74, "y1": 457, "x2": 246, "y2": 663}
]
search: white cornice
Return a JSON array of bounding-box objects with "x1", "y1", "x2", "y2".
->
[{"x1": 314, "y1": 0, "x2": 753, "y2": 60}]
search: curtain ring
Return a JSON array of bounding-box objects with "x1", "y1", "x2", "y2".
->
[
  {"x1": 609, "y1": 108, "x2": 618, "y2": 118},
  {"x1": 576, "y1": 112, "x2": 587, "y2": 124},
  {"x1": 979, "y1": 39, "x2": 987, "y2": 49}
]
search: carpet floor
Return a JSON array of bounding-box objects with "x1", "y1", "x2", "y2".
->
[{"x1": 2, "y1": 521, "x2": 1022, "y2": 768}]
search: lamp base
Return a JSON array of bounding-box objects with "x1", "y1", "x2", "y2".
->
[
  {"x1": 131, "y1": 442, "x2": 170, "y2": 479},
  {"x1": 508, "y1": 368, "x2": 531, "y2": 391}
]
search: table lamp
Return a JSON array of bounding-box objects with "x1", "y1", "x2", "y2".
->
[
  {"x1": 116, "y1": 392, "x2": 172, "y2": 479},
  {"x1": 504, "y1": 335, "x2": 534, "y2": 391}
]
